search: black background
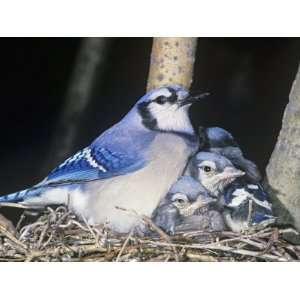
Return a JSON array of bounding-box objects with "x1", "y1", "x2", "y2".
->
[{"x1": 0, "y1": 37, "x2": 299, "y2": 198}]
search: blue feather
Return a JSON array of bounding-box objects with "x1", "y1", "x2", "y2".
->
[
  {"x1": 0, "y1": 85, "x2": 187, "y2": 210},
  {"x1": 41, "y1": 144, "x2": 147, "y2": 185},
  {"x1": 0, "y1": 186, "x2": 43, "y2": 203}
]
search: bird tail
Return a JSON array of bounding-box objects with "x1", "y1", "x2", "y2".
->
[{"x1": 0, "y1": 186, "x2": 43, "y2": 203}]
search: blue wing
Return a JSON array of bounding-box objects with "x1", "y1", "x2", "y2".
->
[
  {"x1": 38, "y1": 144, "x2": 146, "y2": 186},
  {"x1": 224, "y1": 180, "x2": 272, "y2": 210}
]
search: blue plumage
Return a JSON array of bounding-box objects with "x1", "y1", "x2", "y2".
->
[
  {"x1": 223, "y1": 179, "x2": 270, "y2": 208},
  {"x1": 193, "y1": 126, "x2": 276, "y2": 232},
  {"x1": 199, "y1": 126, "x2": 261, "y2": 183},
  {"x1": 0, "y1": 186, "x2": 43, "y2": 203},
  {"x1": 222, "y1": 169, "x2": 275, "y2": 231},
  {"x1": 0, "y1": 85, "x2": 204, "y2": 232},
  {"x1": 45, "y1": 145, "x2": 145, "y2": 184}
]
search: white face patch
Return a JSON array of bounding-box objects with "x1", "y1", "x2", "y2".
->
[
  {"x1": 197, "y1": 161, "x2": 217, "y2": 184},
  {"x1": 147, "y1": 101, "x2": 193, "y2": 134},
  {"x1": 196, "y1": 161, "x2": 232, "y2": 196}
]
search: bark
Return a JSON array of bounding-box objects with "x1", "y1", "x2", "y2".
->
[
  {"x1": 44, "y1": 37, "x2": 109, "y2": 172},
  {"x1": 265, "y1": 62, "x2": 300, "y2": 231},
  {"x1": 147, "y1": 37, "x2": 197, "y2": 91}
]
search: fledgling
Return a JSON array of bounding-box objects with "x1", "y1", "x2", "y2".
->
[
  {"x1": 186, "y1": 152, "x2": 245, "y2": 198},
  {"x1": 151, "y1": 176, "x2": 224, "y2": 235},
  {"x1": 198, "y1": 126, "x2": 261, "y2": 183},
  {"x1": 0, "y1": 85, "x2": 209, "y2": 233},
  {"x1": 221, "y1": 180, "x2": 276, "y2": 233},
  {"x1": 197, "y1": 127, "x2": 275, "y2": 232}
]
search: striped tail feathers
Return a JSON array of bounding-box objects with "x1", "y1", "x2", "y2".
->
[{"x1": 0, "y1": 186, "x2": 43, "y2": 203}]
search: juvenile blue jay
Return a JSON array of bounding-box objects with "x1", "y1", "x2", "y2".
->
[
  {"x1": 222, "y1": 181, "x2": 276, "y2": 233},
  {"x1": 197, "y1": 127, "x2": 275, "y2": 232},
  {"x1": 186, "y1": 151, "x2": 245, "y2": 198},
  {"x1": 151, "y1": 176, "x2": 221, "y2": 235},
  {"x1": 198, "y1": 126, "x2": 261, "y2": 183},
  {"x1": 0, "y1": 85, "x2": 207, "y2": 233}
]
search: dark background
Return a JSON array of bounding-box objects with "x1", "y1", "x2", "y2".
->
[{"x1": 0, "y1": 37, "x2": 299, "y2": 197}]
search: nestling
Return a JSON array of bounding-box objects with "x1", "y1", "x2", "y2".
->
[
  {"x1": 151, "y1": 176, "x2": 222, "y2": 235},
  {"x1": 186, "y1": 151, "x2": 245, "y2": 198},
  {"x1": 197, "y1": 127, "x2": 275, "y2": 232},
  {"x1": 198, "y1": 126, "x2": 261, "y2": 183},
  {"x1": 222, "y1": 180, "x2": 276, "y2": 232}
]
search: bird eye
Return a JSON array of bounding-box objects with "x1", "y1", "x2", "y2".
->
[
  {"x1": 203, "y1": 166, "x2": 211, "y2": 172},
  {"x1": 155, "y1": 96, "x2": 166, "y2": 105},
  {"x1": 171, "y1": 193, "x2": 188, "y2": 203},
  {"x1": 175, "y1": 198, "x2": 185, "y2": 204}
]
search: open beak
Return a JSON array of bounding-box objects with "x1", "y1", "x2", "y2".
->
[
  {"x1": 178, "y1": 92, "x2": 210, "y2": 107},
  {"x1": 221, "y1": 166, "x2": 245, "y2": 181},
  {"x1": 186, "y1": 195, "x2": 217, "y2": 212}
]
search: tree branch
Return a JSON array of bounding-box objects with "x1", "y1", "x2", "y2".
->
[{"x1": 147, "y1": 37, "x2": 197, "y2": 91}]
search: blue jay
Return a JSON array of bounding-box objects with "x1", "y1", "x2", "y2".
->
[
  {"x1": 151, "y1": 176, "x2": 220, "y2": 235},
  {"x1": 0, "y1": 85, "x2": 208, "y2": 233},
  {"x1": 197, "y1": 127, "x2": 275, "y2": 232},
  {"x1": 186, "y1": 151, "x2": 245, "y2": 198},
  {"x1": 222, "y1": 181, "x2": 276, "y2": 233},
  {"x1": 198, "y1": 126, "x2": 261, "y2": 183}
]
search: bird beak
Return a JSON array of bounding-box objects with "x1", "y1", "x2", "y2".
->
[
  {"x1": 193, "y1": 195, "x2": 217, "y2": 209},
  {"x1": 221, "y1": 166, "x2": 245, "y2": 180},
  {"x1": 180, "y1": 196, "x2": 213, "y2": 216},
  {"x1": 178, "y1": 92, "x2": 210, "y2": 107},
  {"x1": 232, "y1": 157, "x2": 262, "y2": 182}
]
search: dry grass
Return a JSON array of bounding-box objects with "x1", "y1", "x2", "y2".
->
[{"x1": 0, "y1": 205, "x2": 299, "y2": 262}]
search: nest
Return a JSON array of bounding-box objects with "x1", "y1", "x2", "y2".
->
[{"x1": 0, "y1": 205, "x2": 299, "y2": 262}]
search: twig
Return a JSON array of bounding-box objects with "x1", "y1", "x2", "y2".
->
[
  {"x1": 116, "y1": 230, "x2": 133, "y2": 262},
  {"x1": 145, "y1": 240, "x2": 289, "y2": 262},
  {"x1": 247, "y1": 199, "x2": 253, "y2": 227},
  {"x1": 1, "y1": 204, "x2": 299, "y2": 262},
  {"x1": 115, "y1": 206, "x2": 179, "y2": 261},
  {"x1": 0, "y1": 202, "x2": 29, "y2": 209},
  {"x1": 0, "y1": 225, "x2": 28, "y2": 254}
]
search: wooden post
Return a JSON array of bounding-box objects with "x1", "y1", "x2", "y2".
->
[
  {"x1": 265, "y1": 62, "x2": 300, "y2": 231},
  {"x1": 147, "y1": 37, "x2": 198, "y2": 91}
]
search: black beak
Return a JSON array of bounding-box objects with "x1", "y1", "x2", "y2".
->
[{"x1": 179, "y1": 92, "x2": 210, "y2": 107}]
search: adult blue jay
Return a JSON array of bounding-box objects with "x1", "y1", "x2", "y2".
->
[
  {"x1": 151, "y1": 176, "x2": 220, "y2": 235},
  {"x1": 0, "y1": 85, "x2": 207, "y2": 233},
  {"x1": 198, "y1": 126, "x2": 261, "y2": 183}
]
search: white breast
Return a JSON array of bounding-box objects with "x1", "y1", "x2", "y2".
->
[{"x1": 69, "y1": 133, "x2": 196, "y2": 233}]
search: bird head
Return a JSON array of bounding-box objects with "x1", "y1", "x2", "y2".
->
[
  {"x1": 199, "y1": 126, "x2": 262, "y2": 183},
  {"x1": 189, "y1": 152, "x2": 245, "y2": 197},
  {"x1": 136, "y1": 85, "x2": 209, "y2": 135},
  {"x1": 167, "y1": 176, "x2": 216, "y2": 217},
  {"x1": 198, "y1": 126, "x2": 238, "y2": 149}
]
